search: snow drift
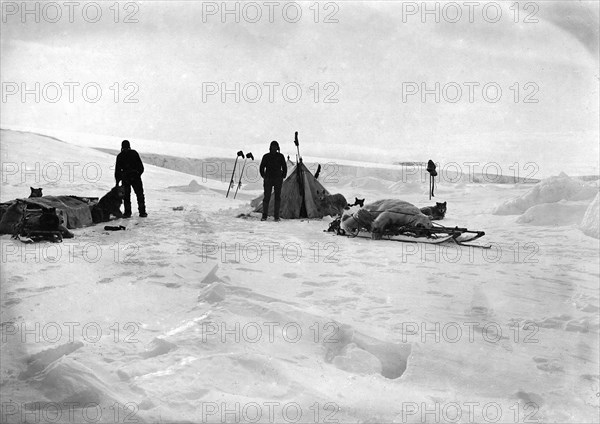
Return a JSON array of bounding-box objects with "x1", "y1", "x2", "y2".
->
[
  {"x1": 493, "y1": 172, "x2": 598, "y2": 215},
  {"x1": 580, "y1": 193, "x2": 600, "y2": 239},
  {"x1": 343, "y1": 176, "x2": 395, "y2": 192},
  {"x1": 516, "y1": 201, "x2": 589, "y2": 226}
]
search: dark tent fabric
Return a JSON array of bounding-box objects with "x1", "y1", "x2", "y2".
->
[
  {"x1": 22, "y1": 196, "x2": 95, "y2": 229},
  {"x1": 252, "y1": 162, "x2": 331, "y2": 219}
]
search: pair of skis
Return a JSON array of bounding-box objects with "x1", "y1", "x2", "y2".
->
[
  {"x1": 226, "y1": 151, "x2": 254, "y2": 198},
  {"x1": 226, "y1": 131, "x2": 301, "y2": 199}
]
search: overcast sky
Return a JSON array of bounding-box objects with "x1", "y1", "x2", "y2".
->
[{"x1": 2, "y1": 1, "x2": 598, "y2": 175}]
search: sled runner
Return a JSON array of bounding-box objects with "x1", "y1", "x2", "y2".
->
[
  {"x1": 327, "y1": 216, "x2": 488, "y2": 247},
  {"x1": 348, "y1": 231, "x2": 456, "y2": 245}
]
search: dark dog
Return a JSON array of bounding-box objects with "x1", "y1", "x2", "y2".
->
[
  {"x1": 93, "y1": 186, "x2": 125, "y2": 223},
  {"x1": 0, "y1": 201, "x2": 25, "y2": 234},
  {"x1": 7, "y1": 205, "x2": 73, "y2": 239},
  {"x1": 349, "y1": 197, "x2": 365, "y2": 208},
  {"x1": 37, "y1": 207, "x2": 60, "y2": 230},
  {"x1": 29, "y1": 187, "x2": 43, "y2": 198},
  {"x1": 420, "y1": 201, "x2": 447, "y2": 220}
]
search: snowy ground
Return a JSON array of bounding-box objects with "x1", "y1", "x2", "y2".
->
[{"x1": 1, "y1": 129, "x2": 598, "y2": 423}]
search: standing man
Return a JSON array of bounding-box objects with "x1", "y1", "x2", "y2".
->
[
  {"x1": 260, "y1": 140, "x2": 287, "y2": 221},
  {"x1": 115, "y1": 140, "x2": 147, "y2": 218}
]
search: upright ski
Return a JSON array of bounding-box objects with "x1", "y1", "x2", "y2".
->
[
  {"x1": 294, "y1": 131, "x2": 301, "y2": 164},
  {"x1": 234, "y1": 152, "x2": 254, "y2": 199},
  {"x1": 226, "y1": 150, "x2": 245, "y2": 198}
]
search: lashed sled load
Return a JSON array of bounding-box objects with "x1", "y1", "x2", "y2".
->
[
  {"x1": 0, "y1": 193, "x2": 124, "y2": 241},
  {"x1": 0, "y1": 196, "x2": 102, "y2": 241},
  {"x1": 332, "y1": 199, "x2": 487, "y2": 246},
  {"x1": 0, "y1": 196, "x2": 99, "y2": 241},
  {"x1": 341, "y1": 199, "x2": 433, "y2": 235}
]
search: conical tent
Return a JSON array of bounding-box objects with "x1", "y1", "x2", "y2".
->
[{"x1": 252, "y1": 162, "x2": 331, "y2": 219}]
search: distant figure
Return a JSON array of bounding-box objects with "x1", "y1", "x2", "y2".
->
[
  {"x1": 287, "y1": 155, "x2": 294, "y2": 166},
  {"x1": 29, "y1": 187, "x2": 43, "y2": 198},
  {"x1": 260, "y1": 141, "x2": 287, "y2": 221},
  {"x1": 115, "y1": 140, "x2": 147, "y2": 218}
]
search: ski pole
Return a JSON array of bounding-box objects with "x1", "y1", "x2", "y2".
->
[
  {"x1": 234, "y1": 152, "x2": 254, "y2": 199},
  {"x1": 226, "y1": 150, "x2": 245, "y2": 198}
]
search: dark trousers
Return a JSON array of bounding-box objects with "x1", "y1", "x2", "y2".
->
[
  {"x1": 123, "y1": 176, "x2": 146, "y2": 215},
  {"x1": 263, "y1": 178, "x2": 283, "y2": 219}
]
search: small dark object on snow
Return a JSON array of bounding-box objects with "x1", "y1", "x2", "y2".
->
[
  {"x1": 324, "y1": 217, "x2": 345, "y2": 235},
  {"x1": 173, "y1": 206, "x2": 184, "y2": 211},
  {"x1": 104, "y1": 225, "x2": 126, "y2": 231},
  {"x1": 349, "y1": 197, "x2": 365, "y2": 208}
]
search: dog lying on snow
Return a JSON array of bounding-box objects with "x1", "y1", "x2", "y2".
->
[
  {"x1": 420, "y1": 201, "x2": 446, "y2": 220},
  {"x1": 340, "y1": 199, "x2": 432, "y2": 239},
  {"x1": 316, "y1": 190, "x2": 348, "y2": 216},
  {"x1": 25, "y1": 207, "x2": 74, "y2": 238}
]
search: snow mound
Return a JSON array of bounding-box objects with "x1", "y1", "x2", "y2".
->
[
  {"x1": 332, "y1": 343, "x2": 383, "y2": 375},
  {"x1": 19, "y1": 342, "x2": 83, "y2": 380},
  {"x1": 388, "y1": 180, "x2": 424, "y2": 194},
  {"x1": 239, "y1": 180, "x2": 264, "y2": 191},
  {"x1": 344, "y1": 176, "x2": 395, "y2": 192},
  {"x1": 325, "y1": 324, "x2": 411, "y2": 379},
  {"x1": 516, "y1": 201, "x2": 588, "y2": 226},
  {"x1": 197, "y1": 282, "x2": 227, "y2": 303},
  {"x1": 140, "y1": 337, "x2": 178, "y2": 359},
  {"x1": 18, "y1": 342, "x2": 138, "y2": 412},
  {"x1": 493, "y1": 172, "x2": 598, "y2": 215},
  {"x1": 580, "y1": 193, "x2": 600, "y2": 239},
  {"x1": 167, "y1": 179, "x2": 209, "y2": 193},
  {"x1": 31, "y1": 358, "x2": 119, "y2": 405}
]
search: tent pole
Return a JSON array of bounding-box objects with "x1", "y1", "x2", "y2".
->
[{"x1": 429, "y1": 176, "x2": 432, "y2": 200}]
